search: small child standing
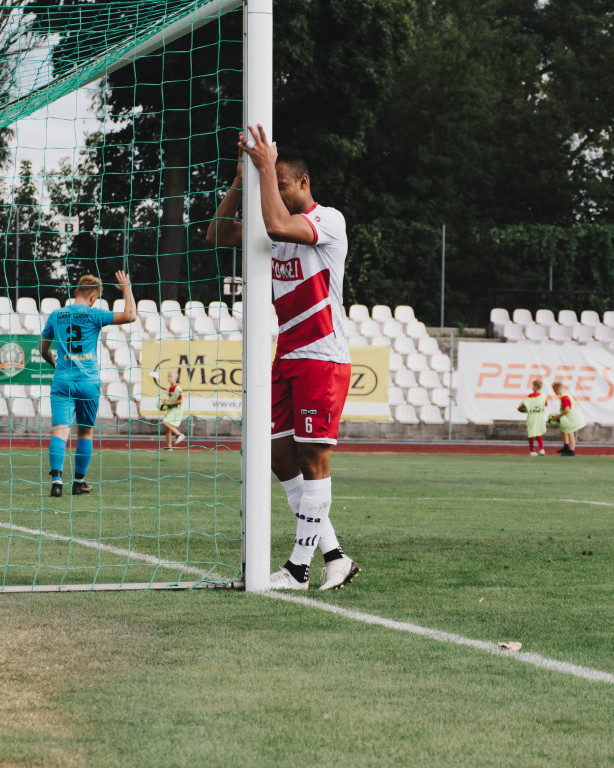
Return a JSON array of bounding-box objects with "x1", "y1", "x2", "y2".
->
[
  {"x1": 517, "y1": 378, "x2": 548, "y2": 456},
  {"x1": 160, "y1": 369, "x2": 185, "y2": 450}
]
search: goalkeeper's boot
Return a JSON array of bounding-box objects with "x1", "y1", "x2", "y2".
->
[
  {"x1": 319, "y1": 554, "x2": 360, "y2": 591},
  {"x1": 50, "y1": 471, "x2": 63, "y2": 498},
  {"x1": 269, "y1": 566, "x2": 309, "y2": 591},
  {"x1": 72, "y1": 480, "x2": 93, "y2": 495}
]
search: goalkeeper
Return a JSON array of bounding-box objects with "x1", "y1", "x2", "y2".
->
[
  {"x1": 160, "y1": 369, "x2": 185, "y2": 450},
  {"x1": 41, "y1": 271, "x2": 136, "y2": 497}
]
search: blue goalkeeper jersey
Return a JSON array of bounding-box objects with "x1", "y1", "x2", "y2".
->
[{"x1": 42, "y1": 304, "x2": 115, "y2": 382}]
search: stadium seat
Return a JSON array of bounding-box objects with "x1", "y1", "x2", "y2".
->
[
  {"x1": 348, "y1": 304, "x2": 369, "y2": 323},
  {"x1": 142, "y1": 313, "x2": 167, "y2": 337},
  {"x1": 381, "y1": 319, "x2": 404, "y2": 339},
  {"x1": 405, "y1": 320, "x2": 428, "y2": 339},
  {"x1": 16, "y1": 297, "x2": 39, "y2": 316},
  {"x1": 122, "y1": 367, "x2": 142, "y2": 386},
  {"x1": 100, "y1": 367, "x2": 121, "y2": 384},
  {"x1": 419, "y1": 405, "x2": 444, "y2": 425},
  {"x1": 603, "y1": 311, "x2": 614, "y2": 329},
  {"x1": 512, "y1": 308, "x2": 534, "y2": 328},
  {"x1": 65, "y1": 298, "x2": 75, "y2": 306},
  {"x1": 137, "y1": 299, "x2": 159, "y2": 318},
  {"x1": 394, "y1": 305, "x2": 415, "y2": 324},
  {"x1": 218, "y1": 314, "x2": 240, "y2": 335},
  {"x1": 169, "y1": 315, "x2": 191, "y2": 338},
  {"x1": 394, "y1": 404, "x2": 419, "y2": 424},
  {"x1": 406, "y1": 386, "x2": 430, "y2": 407},
  {"x1": 106, "y1": 382, "x2": 129, "y2": 401},
  {"x1": 9, "y1": 398, "x2": 36, "y2": 419},
  {"x1": 371, "y1": 335, "x2": 391, "y2": 347},
  {"x1": 27, "y1": 384, "x2": 51, "y2": 399},
  {"x1": 392, "y1": 336, "x2": 416, "y2": 357},
  {"x1": 192, "y1": 315, "x2": 217, "y2": 337},
  {"x1": 502, "y1": 323, "x2": 524, "y2": 341},
  {"x1": 102, "y1": 324, "x2": 125, "y2": 350},
  {"x1": 580, "y1": 310, "x2": 601, "y2": 328},
  {"x1": 114, "y1": 347, "x2": 137, "y2": 369},
  {"x1": 430, "y1": 353, "x2": 451, "y2": 373},
  {"x1": 39, "y1": 397, "x2": 52, "y2": 419},
  {"x1": 440, "y1": 370, "x2": 459, "y2": 389},
  {"x1": 342, "y1": 318, "x2": 358, "y2": 336},
  {"x1": 231, "y1": 301, "x2": 243, "y2": 320},
  {"x1": 572, "y1": 325, "x2": 594, "y2": 343},
  {"x1": 535, "y1": 308, "x2": 557, "y2": 327},
  {"x1": 128, "y1": 380, "x2": 144, "y2": 399},
  {"x1": 406, "y1": 352, "x2": 428, "y2": 372},
  {"x1": 1, "y1": 384, "x2": 28, "y2": 399},
  {"x1": 160, "y1": 299, "x2": 182, "y2": 319},
  {"x1": 594, "y1": 325, "x2": 614, "y2": 343},
  {"x1": 490, "y1": 307, "x2": 511, "y2": 337},
  {"x1": 0, "y1": 397, "x2": 8, "y2": 419},
  {"x1": 389, "y1": 352, "x2": 404, "y2": 372},
  {"x1": 94, "y1": 298, "x2": 110, "y2": 312},
  {"x1": 417, "y1": 337, "x2": 439, "y2": 356},
  {"x1": 0, "y1": 296, "x2": 14, "y2": 315},
  {"x1": 388, "y1": 386, "x2": 405, "y2": 407},
  {"x1": 558, "y1": 309, "x2": 578, "y2": 327},
  {"x1": 371, "y1": 305, "x2": 393, "y2": 325},
  {"x1": 0, "y1": 313, "x2": 23, "y2": 334},
  {"x1": 393, "y1": 369, "x2": 417, "y2": 390},
  {"x1": 98, "y1": 397, "x2": 115, "y2": 421},
  {"x1": 418, "y1": 370, "x2": 441, "y2": 390},
  {"x1": 525, "y1": 324, "x2": 548, "y2": 342},
  {"x1": 359, "y1": 320, "x2": 380, "y2": 340},
  {"x1": 22, "y1": 314, "x2": 45, "y2": 334},
  {"x1": 115, "y1": 399, "x2": 139, "y2": 421},
  {"x1": 549, "y1": 325, "x2": 572, "y2": 343},
  {"x1": 443, "y1": 404, "x2": 469, "y2": 425},
  {"x1": 40, "y1": 297, "x2": 61, "y2": 316},
  {"x1": 112, "y1": 298, "x2": 125, "y2": 312},
  {"x1": 123, "y1": 317, "x2": 145, "y2": 336},
  {"x1": 184, "y1": 300, "x2": 206, "y2": 319},
  {"x1": 347, "y1": 334, "x2": 368, "y2": 347},
  {"x1": 431, "y1": 387, "x2": 451, "y2": 408}
]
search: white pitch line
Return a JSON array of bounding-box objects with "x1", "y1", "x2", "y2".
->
[
  {"x1": 266, "y1": 592, "x2": 614, "y2": 686},
  {"x1": 0, "y1": 522, "x2": 208, "y2": 577},
  {"x1": 336, "y1": 496, "x2": 614, "y2": 507}
]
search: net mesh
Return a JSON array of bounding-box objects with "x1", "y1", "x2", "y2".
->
[{"x1": 0, "y1": 0, "x2": 245, "y2": 591}]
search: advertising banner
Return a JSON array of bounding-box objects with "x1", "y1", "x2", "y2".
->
[
  {"x1": 457, "y1": 341, "x2": 614, "y2": 425},
  {"x1": 0, "y1": 335, "x2": 54, "y2": 385},
  {"x1": 140, "y1": 340, "x2": 390, "y2": 421}
]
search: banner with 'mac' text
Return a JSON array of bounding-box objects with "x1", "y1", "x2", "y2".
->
[
  {"x1": 457, "y1": 341, "x2": 614, "y2": 425},
  {"x1": 140, "y1": 341, "x2": 389, "y2": 421}
]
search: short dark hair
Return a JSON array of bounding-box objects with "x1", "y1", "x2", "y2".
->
[{"x1": 276, "y1": 147, "x2": 309, "y2": 180}]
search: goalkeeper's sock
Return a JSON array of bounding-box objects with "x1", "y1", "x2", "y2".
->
[
  {"x1": 289, "y1": 477, "x2": 331, "y2": 566},
  {"x1": 74, "y1": 438, "x2": 93, "y2": 481},
  {"x1": 281, "y1": 474, "x2": 303, "y2": 517},
  {"x1": 49, "y1": 436, "x2": 67, "y2": 478}
]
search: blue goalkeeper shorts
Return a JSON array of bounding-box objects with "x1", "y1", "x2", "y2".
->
[{"x1": 50, "y1": 377, "x2": 101, "y2": 428}]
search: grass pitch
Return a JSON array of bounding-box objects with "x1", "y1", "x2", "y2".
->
[{"x1": 1, "y1": 448, "x2": 613, "y2": 767}]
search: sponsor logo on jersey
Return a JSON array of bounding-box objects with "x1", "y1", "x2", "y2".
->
[
  {"x1": 300, "y1": 408, "x2": 317, "y2": 415},
  {"x1": 272, "y1": 257, "x2": 303, "y2": 281}
]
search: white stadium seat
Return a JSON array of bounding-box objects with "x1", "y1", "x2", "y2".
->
[
  {"x1": 580, "y1": 310, "x2": 601, "y2": 328},
  {"x1": 40, "y1": 297, "x2": 61, "y2": 316},
  {"x1": 371, "y1": 335, "x2": 391, "y2": 347},
  {"x1": 347, "y1": 334, "x2": 368, "y2": 346},
  {"x1": 405, "y1": 320, "x2": 428, "y2": 339},
  {"x1": 22, "y1": 314, "x2": 45, "y2": 333},
  {"x1": 443, "y1": 404, "x2": 469, "y2": 425},
  {"x1": 572, "y1": 326, "x2": 594, "y2": 343},
  {"x1": 342, "y1": 317, "x2": 357, "y2": 336},
  {"x1": 114, "y1": 347, "x2": 137, "y2": 369},
  {"x1": 137, "y1": 299, "x2": 159, "y2": 318},
  {"x1": 594, "y1": 325, "x2": 614, "y2": 343},
  {"x1": 94, "y1": 298, "x2": 110, "y2": 311},
  {"x1": 115, "y1": 399, "x2": 139, "y2": 421},
  {"x1": 192, "y1": 315, "x2": 217, "y2": 337},
  {"x1": 39, "y1": 397, "x2": 53, "y2": 419},
  {"x1": 9, "y1": 397, "x2": 36, "y2": 418},
  {"x1": 389, "y1": 352, "x2": 404, "y2": 372},
  {"x1": 16, "y1": 297, "x2": 39, "y2": 315},
  {"x1": 417, "y1": 337, "x2": 439, "y2": 356},
  {"x1": 0, "y1": 296, "x2": 14, "y2": 315},
  {"x1": 525, "y1": 324, "x2": 548, "y2": 342},
  {"x1": 418, "y1": 370, "x2": 441, "y2": 390},
  {"x1": 393, "y1": 369, "x2": 417, "y2": 390},
  {"x1": 113, "y1": 298, "x2": 125, "y2": 312},
  {"x1": 549, "y1": 325, "x2": 572, "y2": 343},
  {"x1": 381, "y1": 319, "x2": 404, "y2": 339},
  {"x1": 406, "y1": 387, "x2": 430, "y2": 407},
  {"x1": 394, "y1": 305, "x2": 415, "y2": 324},
  {"x1": 0, "y1": 397, "x2": 8, "y2": 418},
  {"x1": 503, "y1": 322, "x2": 524, "y2": 341},
  {"x1": 102, "y1": 324, "x2": 125, "y2": 350},
  {"x1": 98, "y1": 397, "x2": 114, "y2": 420},
  {"x1": 535, "y1": 308, "x2": 556, "y2": 327},
  {"x1": 388, "y1": 386, "x2": 405, "y2": 407},
  {"x1": 419, "y1": 405, "x2": 444, "y2": 425},
  {"x1": 348, "y1": 304, "x2": 370, "y2": 323},
  {"x1": 392, "y1": 337, "x2": 416, "y2": 357},
  {"x1": 28, "y1": 384, "x2": 51, "y2": 398},
  {"x1": 602, "y1": 311, "x2": 614, "y2": 328},
  {"x1": 1, "y1": 384, "x2": 28, "y2": 399},
  {"x1": 406, "y1": 353, "x2": 428, "y2": 372},
  {"x1": 558, "y1": 309, "x2": 578, "y2": 327},
  {"x1": 169, "y1": 315, "x2": 191, "y2": 338},
  {"x1": 184, "y1": 300, "x2": 206, "y2": 319},
  {"x1": 100, "y1": 367, "x2": 121, "y2": 384},
  {"x1": 106, "y1": 382, "x2": 129, "y2": 401},
  {"x1": 394, "y1": 404, "x2": 419, "y2": 424},
  {"x1": 431, "y1": 387, "x2": 450, "y2": 408},
  {"x1": 512, "y1": 308, "x2": 534, "y2": 327},
  {"x1": 142, "y1": 313, "x2": 167, "y2": 336},
  {"x1": 0, "y1": 313, "x2": 23, "y2": 334},
  {"x1": 359, "y1": 320, "x2": 380, "y2": 340},
  {"x1": 490, "y1": 308, "x2": 511, "y2": 337},
  {"x1": 430, "y1": 353, "x2": 451, "y2": 373},
  {"x1": 371, "y1": 305, "x2": 393, "y2": 324},
  {"x1": 231, "y1": 301, "x2": 243, "y2": 320},
  {"x1": 160, "y1": 299, "x2": 182, "y2": 319}
]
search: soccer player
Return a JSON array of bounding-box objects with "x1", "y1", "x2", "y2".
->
[
  {"x1": 40, "y1": 271, "x2": 136, "y2": 496},
  {"x1": 549, "y1": 380, "x2": 586, "y2": 457},
  {"x1": 160, "y1": 369, "x2": 185, "y2": 450},
  {"x1": 517, "y1": 378, "x2": 547, "y2": 455},
  {"x1": 206, "y1": 123, "x2": 360, "y2": 591}
]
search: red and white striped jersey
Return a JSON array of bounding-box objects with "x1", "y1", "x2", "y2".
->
[{"x1": 272, "y1": 202, "x2": 350, "y2": 363}]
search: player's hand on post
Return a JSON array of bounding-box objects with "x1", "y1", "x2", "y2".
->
[{"x1": 239, "y1": 123, "x2": 277, "y2": 171}]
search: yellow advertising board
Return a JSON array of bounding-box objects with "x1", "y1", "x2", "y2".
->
[{"x1": 140, "y1": 340, "x2": 389, "y2": 421}]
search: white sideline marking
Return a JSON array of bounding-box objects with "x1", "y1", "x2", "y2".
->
[
  {"x1": 0, "y1": 522, "x2": 208, "y2": 577},
  {"x1": 337, "y1": 496, "x2": 614, "y2": 507},
  {"x1": 266, "y1": 593, "x2": 614, "y2": 686}
]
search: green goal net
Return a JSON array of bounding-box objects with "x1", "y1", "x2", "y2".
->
[{"x1": 0, "y1": 0, "x2": 269, "y2": 592}]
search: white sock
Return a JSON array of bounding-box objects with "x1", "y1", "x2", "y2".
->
[
  {"x1": 290, "y1": 477, "x2": 331, "y2": 565},
  {"x1": 281, "y1": 474, "x2": 303, "y2": 517}
]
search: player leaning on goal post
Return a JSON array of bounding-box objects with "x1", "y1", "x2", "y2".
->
[
  {"x1": 40, "y1": 271, "x2": 137, "y2": 497},
  {"x1": 206, "y1": 123, "x2": 360, "y2": 591}
]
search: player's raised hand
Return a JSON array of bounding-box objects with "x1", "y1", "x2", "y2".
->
[
  {"x1": 115, "y1": 270, "x2": 130, "y2": 290},
  {"x1": 239, "y1": 123, "x2": 277, "y2": 170}
]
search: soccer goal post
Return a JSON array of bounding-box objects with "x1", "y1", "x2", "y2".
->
[{"x1": 0, "y1": 0, "x2": 272, "y2": 593}]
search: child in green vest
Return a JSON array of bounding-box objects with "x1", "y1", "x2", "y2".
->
[
  {"x1": 549, "y1": 380, "x2": 586, "y2": 456},
  {"x1": 160, "y1": 369, "x2": 185, "y2": 450},
  {"x1": 517, "y1": 378, "x2": 548, "y2": 456}
]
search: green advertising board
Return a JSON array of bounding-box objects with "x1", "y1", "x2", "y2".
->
[{"x1": 0, "y1": 335, "x2": 54, "y2": 385}]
